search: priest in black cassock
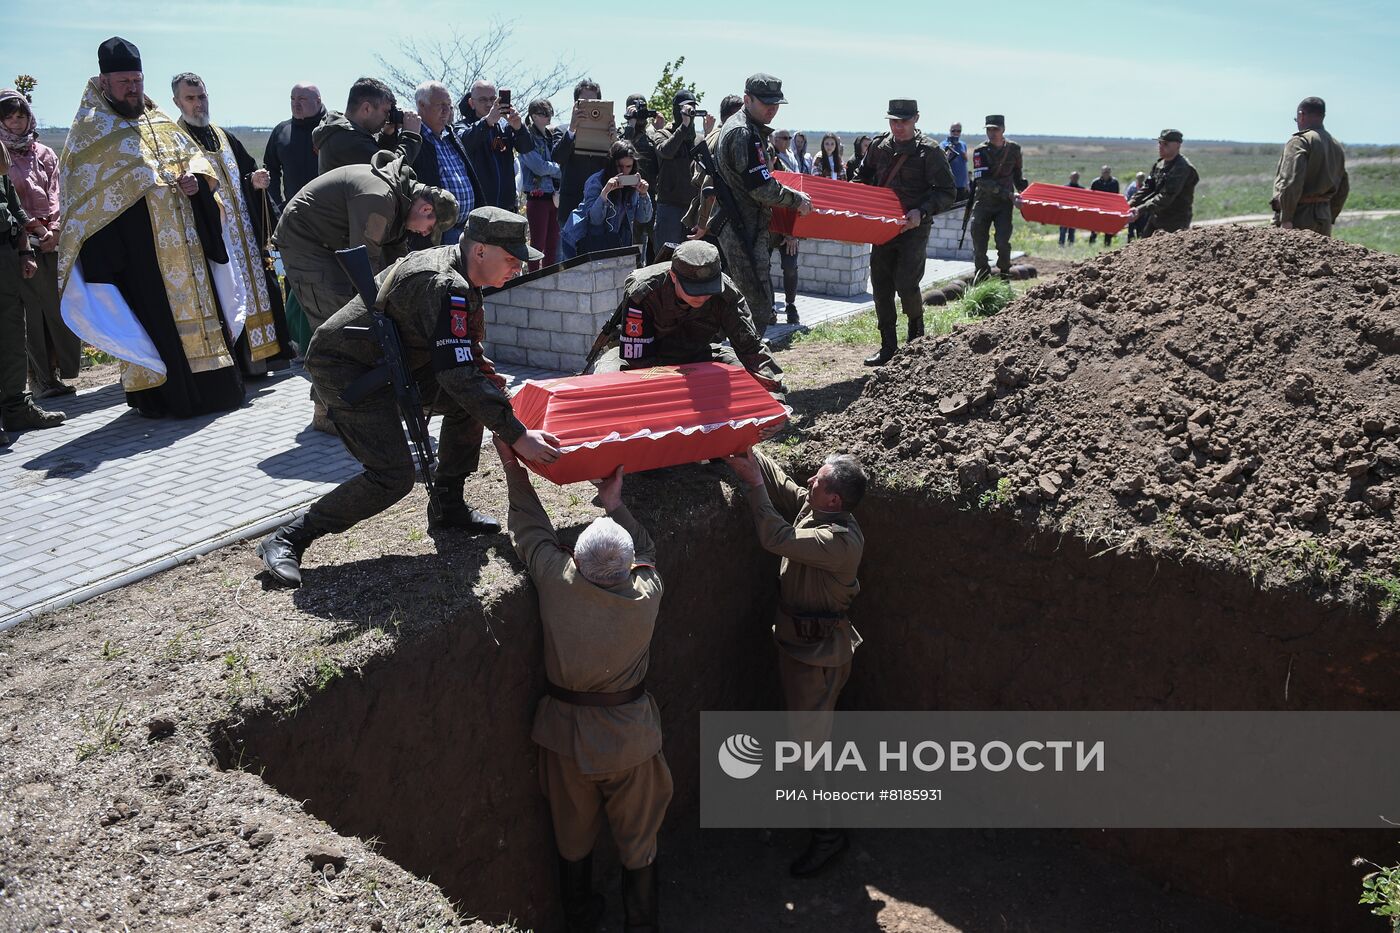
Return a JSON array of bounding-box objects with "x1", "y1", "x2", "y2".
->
[
  {"x1": 171, "y1": 71, "x2": 292, "y2": 377},
  {"x1": 57, "y1": 37, "x2": 245, "y2": 418}
]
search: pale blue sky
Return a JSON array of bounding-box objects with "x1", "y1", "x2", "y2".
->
[{"x1": 5, "y1": 0, "x2": 1397, "y2": 143}]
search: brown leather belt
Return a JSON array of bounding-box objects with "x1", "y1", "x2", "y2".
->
[
  {"x1": 547, "y1": 681, "x2": 646, "y2": 707},
  {"x1": 1298, "y1": 194, "x2": 1333, "y2": 204}
]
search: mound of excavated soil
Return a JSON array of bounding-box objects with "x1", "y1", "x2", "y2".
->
[{"x1": 830, "y1": 226, "x2": 1400, "y2": 613}]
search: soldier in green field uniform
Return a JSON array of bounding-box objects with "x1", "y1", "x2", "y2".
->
[
  {"x1": 1128, "y1": 129, "x2": 1199, "y2": 237},
  {"x1": 968, "y1": 115, "x2": 1028, "y2": 282},
  {"x1": 854, "y1": 99, "x2": 957, "y2": 366},
  {"x1": 712, "y1": 74, "x2": 812, "y2": 330},
  {"x1": 1271, "y1": 97, "x2": 1349, "y2": 236}
]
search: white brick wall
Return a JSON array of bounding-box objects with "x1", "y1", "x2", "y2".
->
[
  {"x1": 483, "y1": 253, "x2": 638, "y2": 372},
  {"x1": 769, "y1": 238, "x2": 871, "y2": 298},
  {"x1": 927, "y1": 207, "x2": 974, "y2": 261}
]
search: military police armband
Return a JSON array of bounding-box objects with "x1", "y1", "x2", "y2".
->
[
  {"x1": 618, "y1": 307, "x2": 655, "y2": 361},
  {"x1": 744, "y1": 137, "x2": 773, "y2": 189},
  {"x1": 432, "y1": 292, "x2": 478, "y2": 373},
  {"x1": 972, "y1": 148, "x2": 987, "y2": 179}
]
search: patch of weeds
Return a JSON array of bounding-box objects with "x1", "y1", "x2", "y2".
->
[
  {"x1": 223, "y1": 650, "x2": 263, "y2": 705},
  {"x1": 99, "y1": 639, "x2": 126, "y2": 661},
  {"x1": 1156, "y1": 510, "x2": 1186, "y2": 544},
  {"x1": 1289, "y1": 537, "x2": 1345, "y2": 587},
  {"x1": 1361, "y1": 571, "x2": 1400, "y2": 623},
  {"x1": 159, "y1": 627, "x2": 202, "y2": 663},
  {"x1": 977, "y1": 477, "x2": 1013, "y2": 511},
  {"x1": 76, "y1": 703, "x2": 125, "y2": 761},
  {"x1": 308, "y1": 650, "x2": 344, "y2": 693},
  {"x1": 82, "y1": 345, "x2": 117, "y2": 367},
  {"x1": 1357, "y1": 848, "x2": 1400, "y2": 927},
  {"x1": 406, "y1": 528, "x2": 426, "y2": 543},
  {"x1": 791, "y1": 308, "x2": 879, "y2": 347}
]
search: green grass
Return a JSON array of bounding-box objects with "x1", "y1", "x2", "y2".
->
[
  {"x1": 1334, "y1": 216, "x2": 1400, "y2": 254},
  {"x1": 793, "y1": 277, "x2": 1015, "y2": 347}
]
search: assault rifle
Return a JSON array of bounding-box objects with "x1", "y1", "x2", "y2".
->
[
  {"x1": 580, "y1": 300, "x2": 627, "y2": 375},
  {"x1": 692, "y1": 140, "x2": 758, "y2": 268},
  {"x1": 958, "y1": 179, "x2": 976, "y2": 250},
  {"x1": 334, "y1": 245, "x2": 442, "y2": 520}
]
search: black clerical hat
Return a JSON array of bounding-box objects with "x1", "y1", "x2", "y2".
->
[{"x1": 99, "y1": 37, "x2": 142, "y2": 74}]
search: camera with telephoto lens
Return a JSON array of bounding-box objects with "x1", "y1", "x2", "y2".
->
[{"x1": 630, "y1": 104, "x2": 659, "y2": 121}]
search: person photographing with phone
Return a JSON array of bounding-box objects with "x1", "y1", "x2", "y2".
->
[
  {"x1": 621, "y1": 94, "x2": 662, "y2": 261},
  {"x1": 560, "y1": 140, "x2": 653, "y2": 259},
  {"x1": 458, "y1": 79, "x2": 530, "y2": 211}
]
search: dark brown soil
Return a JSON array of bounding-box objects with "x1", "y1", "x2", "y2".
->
[{"x1": 829, "y1": 226, "x2": 1400, "y2": 618}]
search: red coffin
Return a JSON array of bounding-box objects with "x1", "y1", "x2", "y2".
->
[
  {"x1": 1018, "y1": 182, "x2": 1132, "y2": 235},
  {"x1": 769, "y1": 171, "x2": 907, "y2": 245},
  {"x1": 511, "y1": 362, "x2": 789, "y2": 485}
]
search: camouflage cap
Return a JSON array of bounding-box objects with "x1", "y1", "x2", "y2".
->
[
  {"x1": 414, "y1": 185, "x2": 460, "y2": 243},
  {"x1": 1158, "y1": 129, "x2": 1184, "y2": 143},
  {"x1": 984, "y1": 114, "x2": 1006, "y2": 128},
  {"x1": 744, "y1": 73, "x2": 787, "y2": 105},
  {"x1": 886, "y1": 99, "x2": 918, "y2": 120},
  {"x1": 465, "y1": 205, "x2": 543, "y2": 262},
  {"x1": 670, "y1": 240, "x2": 723, "y2": 297}
]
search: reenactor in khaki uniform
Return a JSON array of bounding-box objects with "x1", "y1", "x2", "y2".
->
[
  {"x1": 712, "y1": 74, "x2": 812, "y2": 329},
  {"x1": 968, "y1": 115, "x2": 1029, "y2": 282},
  {"x1": 586, "y1": 240, "x2": 786, "y2": 402},
  {"x1": 725, "y1": 446, "x2": 867, "y2": 878},
  {"x1": 495, "y1": 441, "x2": 670, "y2": 933},
  {"x1": 256, "y1": 207, "x2": 562, "y2": 587},
  {"x1": 1272, "y1": 97, "x2": 1349, "y2": 236},
  {"x1": 854, "y1": 99, "x2": 957, "y2": 366},
  {"x1": 1128, "y1": 129, "x2": 1199, "y2": 237}
]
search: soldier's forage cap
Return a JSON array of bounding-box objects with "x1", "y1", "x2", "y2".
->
[
  {"x1": 98, "y1": 37, "x2": 142, "y2": 74},
  {"x1": 466, "y1": 206, "x2": 543, "y2": 262},
  {"x1": 670, "y1": 240, "x2": 724, "y2": 297},
  {"x1": 984, "y1": 115, "x2": 1006, "y2": 128},
  {"x1": 1158, "y1": 129, "x2": 1184, "y2": 143},
  {"x1": 415, "y1": 185, "x2": 460, "y2": 242},
  {"x1": 886, "y1": 99, "x2": 918, "y2": 120},
  {"x1": 745, "y1": 74, "x2": 787, "y2": 105}
]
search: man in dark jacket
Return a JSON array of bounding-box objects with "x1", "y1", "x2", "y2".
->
[
  {"x1": 552, "y1": 78, "x2": 610, "y2": 220},
  {"x1": 411, "y1": 80, "x2": 482, "y2": 248},
  {"x1": 654, "y1": 91, "x2": 701, "y2": 250},
  {"x1": 854, "y1": 99, "x2": 956, "y2": 365},
  {"x1": 457, "y1": 79, "x2": 530, "y2": 211},
  {"x1": 313, "y1": 77, "x2": 422, "y2": 175},
  {"x1": 1087, "y1": 165, "x2": 1121, "y2": 246},
  {"x1": 264, "y1": 82, "x2": 323, "y2": 206},
  {"x1": 1129, "y1": 130, "x2": 1199, "y2": 237}
]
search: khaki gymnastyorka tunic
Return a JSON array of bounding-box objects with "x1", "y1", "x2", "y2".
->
[
  {"x1": 1272, "y1": 126, "x2": 1349, "y2": 235},
  {"x1": 503, "y1": 465, "x2": 672, "y2": 869}
]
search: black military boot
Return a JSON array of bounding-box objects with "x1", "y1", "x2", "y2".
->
[
  {"x1": 863, "y1": 326, "x2": 897, "y2": 367},
  {"x1": 427, "y1": 478, "x2": 502, "y2": 534},
  {"x1": 558, "y1": 853, "x2": 605, "y2": 933},
  {"x1": 255, "y1": 514, "x2": 327, "y2": 588},
  {"x1": 785, "y1": 302, "x2": 800, "y2": 325},
  {"x1": 790, "y1": 829, "x2": 849, "y2": 878},
  {"x1": 622, "y1": 860, "x2": 659, "y2": 933},
  {"x1": 906, "y1": 315, "x2": 925, "y2": 342},
  {"x1": 0, "y1": 429, "x2": 12, "y2": 448},
  {"x1": 2, "y1": 394, "x2": 66, "y2": 430}
]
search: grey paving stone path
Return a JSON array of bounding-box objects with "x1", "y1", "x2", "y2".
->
[{"x1": 1, "y1": 258, "x2": 977, "y2": 629}]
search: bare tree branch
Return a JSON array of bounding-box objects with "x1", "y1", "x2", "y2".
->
[{"x1": 375, "y1": 19, "x2": 582, "y2": 110}]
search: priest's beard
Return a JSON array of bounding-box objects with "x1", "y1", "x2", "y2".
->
[
  {"x1": 105, "y1": 95, "x2": 143, "y2": 119},
  {"x1": 182, "y1": 112, "x2": 210, "y2": 128}
]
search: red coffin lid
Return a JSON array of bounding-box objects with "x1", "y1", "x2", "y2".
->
[
  {"x1": 769, "y1": 171, "x2": 907, "y2": 245},
  {"x1": 512, "y1": 362, "x2": 789, "y2": 485},
  {"x1": 1018, "y1": 182, "x2": 1132, "y2": 235}
]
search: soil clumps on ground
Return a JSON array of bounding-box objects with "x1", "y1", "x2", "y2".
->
[{"x1": 832, "y1": 226, "x2": 1400, "y2": 616}]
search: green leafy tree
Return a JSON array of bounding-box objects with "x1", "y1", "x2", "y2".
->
[{"x1": 648, "y1": 57, "x2": 703, "y2": 118}]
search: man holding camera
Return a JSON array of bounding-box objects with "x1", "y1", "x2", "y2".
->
[
  {"x1": 653, "y1": 91, "x2": 704, "y2": 252},
  {"x1": 713, "y1": 74, "x2": 812, "y2": 330},
  {"x1": 258, "y1": 206, "x2": 562, "y2": 587},
  {"x1": 458, "y1": 80, "x2": 531, "y2": 212},
  {"x1": 313, "y1": 77, "x2": 422, "y2": 175},
  {"x1": 622, "y1": 94, "x2": 663, "y2": 261},
  {"x1": 855, "y1": 100, "x2": 956, "y2": 366},
  {"x1": 944, "y1": 123, "x2": 969, "y2": 202}
]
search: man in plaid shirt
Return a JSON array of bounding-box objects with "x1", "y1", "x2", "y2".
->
[{"x1": 412, "y1": 81, "x2": 481, "y2": 246}]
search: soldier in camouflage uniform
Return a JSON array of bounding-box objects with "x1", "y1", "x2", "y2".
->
[
  {"x1": 587, "y1": 240, "x2": 786, "y2": 401},
  {"x1": 257, "y1": 207, "x2": 563, "y2": 588},
  {"x1": 712, "y1": 74, "x2": 812, "y2": 329},
  {"x1": 1272, "y1": 97, "x2": 1349, "y2": 236},
  {"x1": 854, "y1": 99, "x2": 957, "y2": 366},
  {"x1": 968, "y1": 115, "x2": 1028, "y2": 282},
  {"x1": 1128, "y1": 130, "x2": 1199, "y2": 237}
]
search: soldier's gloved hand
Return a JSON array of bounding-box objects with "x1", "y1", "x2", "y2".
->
[{"x1": 513, "y1": 429, "x2": 563, "y2": 464}]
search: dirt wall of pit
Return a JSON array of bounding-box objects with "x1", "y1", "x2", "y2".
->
[
  {"x1": 222, "y1": 496, "x2": 782, "y2": 932},
  {"x1": 846, "y1": 489, "x2": 1400, "y2": 932}
]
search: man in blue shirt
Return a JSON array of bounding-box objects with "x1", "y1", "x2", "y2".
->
[
  {"x1": 412, "y1": 81, "x2": 481, "y2": 247},
  {"x1": 457, "y1": 79, "x2": 530, "y2": 211},
  {"x1": 944, "y1": 122, "x2": 969, "y2": 202}
]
